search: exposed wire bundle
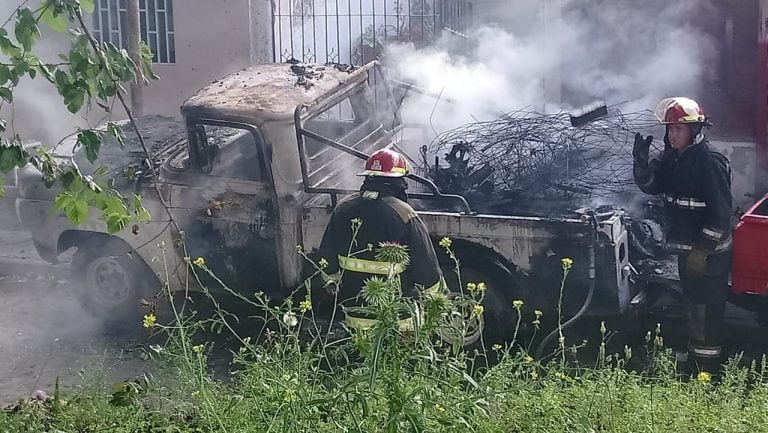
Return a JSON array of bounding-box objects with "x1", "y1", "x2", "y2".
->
[{"x1": 420, "y1": 107, "x2": 660, "y2": 198}]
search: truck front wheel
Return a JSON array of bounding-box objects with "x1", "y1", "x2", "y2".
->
[{"x1": 71, "y1": 238, "x2": 158, "y2": 326}]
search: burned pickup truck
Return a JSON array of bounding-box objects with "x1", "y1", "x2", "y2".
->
[{"x1": 15, "y1": 61, "x2": 630, "y2": 344}]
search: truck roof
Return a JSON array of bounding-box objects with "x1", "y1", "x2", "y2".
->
[{"x1": 181, "y1": 62, "x2": 365, "y2": 122}]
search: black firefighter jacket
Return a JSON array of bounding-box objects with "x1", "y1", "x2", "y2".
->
[
  {"x1": 317, "y1": 189, "x2": 443, "y2": 302},
  {"x1": 634, "y1": 139, "x2": 732, "y2": 255}
]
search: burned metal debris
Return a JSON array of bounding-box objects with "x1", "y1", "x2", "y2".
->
[
  {"x1": 288, "y1": 60, "x2": 356, "y2": 90},
  {"x1": 420, "y1": 108, "x2": 658, "y2": 200}
]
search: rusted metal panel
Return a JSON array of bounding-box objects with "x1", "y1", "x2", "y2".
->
[{"x1": 419, "y1": 211, "x2": 592, "y2": 272}]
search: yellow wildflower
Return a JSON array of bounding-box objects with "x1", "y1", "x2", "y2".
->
[
  {"x1": 434, "y1": 403, "x2": 446, "y2": 413},
  {"x1": 472, "y1": 304, "x2": 484, "y2": 316},
  {"x1": 295, "y1": 245, "x2": 303, "y2": 253},
  {"x1": 697, "y1": 372, "x2": 712, "y2": 384},
  {"x1": 534, "y1": 309, "x2": 543, "y2": 318},
  {"x1": 193, "y1": 257, "x2": 205, "y2": 267},
  {"x1": 477, "y1": 282, "x2": 487, "y2": 292},
  {"x1": 561, "y1": 257, "x2": 574, "y2": 269},
  {"x1": 466, "y1": 282, "x2": 477, "y2": 292},
  {"x1": 492, "y1": 344, "x2": 503, "y2": 351},
  {"x1": 524, "y1": 355, "x2": 534, "y2": 363},
  {"x1": 299, "y1": 300, "x2": 312, "y2": 313},
  {"x1": 318, "y1": 258, "x2": 329, "y2": 269},
  {"x1": 192, "y1": 344, "x2": 204, "y2": 354},
  {"x1": 438, "y1": 237, "x2": 452, "y2": 248},
  {"x1": 531, "y1": 371, "x2": 539, "y2": 380},
  {"x1": 513, "y1": 299, "x2": 524, "y2": 310},
  {"x1": 142, "y1": 313, "x2": 157, "y2": 329}
]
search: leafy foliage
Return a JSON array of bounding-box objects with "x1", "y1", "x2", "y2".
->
[{"x1": 0, "y1": 0, "x2": 158, "y2": 233}]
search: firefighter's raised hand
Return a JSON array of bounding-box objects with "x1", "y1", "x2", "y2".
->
[
  {"x1": 685, "y1": 248, "x2": 708, "y2": 278},
  {"x1": 632, "y1": 133, "x2": 653, "y2": 165}
]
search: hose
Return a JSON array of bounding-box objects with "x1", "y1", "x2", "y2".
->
[{"x1": 534, "y1": 240, "x2": 597, "y2": 360}]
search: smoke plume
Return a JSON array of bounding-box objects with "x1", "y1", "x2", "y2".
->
[{"x1": 387, "y1": 0, "x2": 719, "y2": 137}]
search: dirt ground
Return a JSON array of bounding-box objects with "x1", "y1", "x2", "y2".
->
[{"x1": 0, "y1": 226, "x2": 149, "y2": 406}]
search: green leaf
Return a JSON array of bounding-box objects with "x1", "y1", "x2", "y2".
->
[
  {"x1": 0, "y1": 142, "x2": 27, "y2": 172},
  {"x1": 104, "y1": 212, "x2": 130, "y2": 233},
  {"x1": 54, "y1": 69, "x2": 69, "y2": 88},
  {"x1": 106, "y1": 122, "x2": 125, "y2": 148},
  {"x1": 0, "y1": 29, "x2": 20, "y2": 57},
  {"x1": 65, "y1": 87, "x2": 85, "y2": 113},
  {"x1": 15, "y1": 8, "x2": 40, "y2": 52},
  {"x1": 0, "y1": 65, "x2": 9, "y2": 84},
  {"x1": 53, "y1": 192, "x2": 71, "y2": 211},
  {"x1": 61, "y1": 170, "x2": 75, "y2": 189},
  {"x1": 81, "y1": 0, "x2": 95, "y2": 13},
  {"x1": 77, "y1": 129, "x2": 101, "y2": 163},
  {"x1": 132, "y1": 194, "x2": 151, "y2": 222},
  {"x1": 40, "y1": 4, "x2": 68, "y2": 33},
  {"x1": 66, "y1": 197, "x2": 89, "y2": 225},
  {"x1": 102, "y1": 195, "x2": 127, "y2": 215},
  {"x1": 0, "y1": 87, "x2": 13, "y2": 103}
]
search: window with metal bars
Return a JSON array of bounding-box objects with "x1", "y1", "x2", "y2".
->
[{"x1": 92, "y1": 0, "x2": 176, "y2": 64}]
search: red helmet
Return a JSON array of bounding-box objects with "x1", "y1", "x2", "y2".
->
[
  {"x1": 654, "y1": 97, "x2": 707, "y2": 124},
  {"x1": 359, "y1": 149, "x2": 410, "y2": 177}
]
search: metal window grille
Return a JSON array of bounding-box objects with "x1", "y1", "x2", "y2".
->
[
  {"x1": 274, "y1": 0, "x2": 472, "y2": 65},
  {"x1": 92, "y1": 0, "x2": 176, "y2": 64}
]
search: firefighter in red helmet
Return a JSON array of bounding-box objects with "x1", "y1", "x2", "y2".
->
[
  {"x1": 316, "y1": 149, "x2": 444, "y2": 322},
  {"x1": 633, "y1": 97, "x2": 733, "y2": 375}
]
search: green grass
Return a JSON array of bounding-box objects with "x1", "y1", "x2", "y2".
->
[{"x1": 3, "y1": 244, "x2": 768, "y2": 432}]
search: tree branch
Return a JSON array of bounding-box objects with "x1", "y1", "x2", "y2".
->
[{"x1": 74, "y1": 10, "x2": 180, "y2": 233}]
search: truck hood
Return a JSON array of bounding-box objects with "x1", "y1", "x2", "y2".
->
[{"x1": 17, "y1": 115, "x2": 187, "y2": 201}]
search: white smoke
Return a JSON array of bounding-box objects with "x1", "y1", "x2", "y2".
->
[
  {"x1": 0, "y1": 2, "x2": 95, "y2": 147},
  {"x1": 387, "y1": 0, "x2": 719, "y2": 137}
]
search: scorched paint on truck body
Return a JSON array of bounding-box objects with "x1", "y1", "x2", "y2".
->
[{"x1": 15, "y1": 62, "x2": 630, "y2": 342}]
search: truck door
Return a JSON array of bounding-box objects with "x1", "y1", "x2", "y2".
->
[{"x1": 170, "y1": 122, "x2": 280, "y2": 294}]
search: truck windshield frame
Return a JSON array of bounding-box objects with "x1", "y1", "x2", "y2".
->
[
  {"x1": 185, "y1": 118, "x2": 272, "y2": 184},
  {"x1": 293, "y1": 64, "x2": 472, "y2": 213}
]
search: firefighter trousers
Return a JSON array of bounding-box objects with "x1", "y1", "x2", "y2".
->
[{"x1": 677, "y1": 249, "x2": 732, "y2": 360}]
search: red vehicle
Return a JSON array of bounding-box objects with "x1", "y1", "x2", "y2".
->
[{"x1": 732, "y1": 194, "x2": 768, "y2": 296}]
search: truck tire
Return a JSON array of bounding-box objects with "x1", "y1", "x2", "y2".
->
[
  {"x1": 436, "y1": 246, "x2": 520, "y2": 349},
  {"x1": 71, "y1": 238, "x2": 158, "y2": 325}
]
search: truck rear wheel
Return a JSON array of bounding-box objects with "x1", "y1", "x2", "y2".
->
[
  {"x1": 71, "y1": 238, "x2": 158, "y2": 326},
  {"x1": 437, "y1": 254, "x2": 519, "y2": 349}
]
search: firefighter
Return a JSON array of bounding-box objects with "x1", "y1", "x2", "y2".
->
[
  {"x1": 316, "y1": 149, "x2": 444, "y2": 328},
  {"x1": 633, "y1": 97, "x2": 733, "y2": 374}
]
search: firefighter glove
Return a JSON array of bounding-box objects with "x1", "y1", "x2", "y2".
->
[
  {"x1": 685, "y1": 248, "x2": 708, "y2": 278},
  {"x1": 633, "y1": 133, "x2": 653, "y2": 166}
]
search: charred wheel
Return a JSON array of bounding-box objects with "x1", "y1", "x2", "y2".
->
[
  {"x1": 71, "y1": 238, "x2": 158, "y2": 324},
  {"x1": 435, "y1": 242, "x2": 521, "y2": 349}
]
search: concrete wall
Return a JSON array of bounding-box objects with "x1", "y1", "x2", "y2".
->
[{"x1": 140, "y1": 0, "x2": 274, "y2": 117}]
